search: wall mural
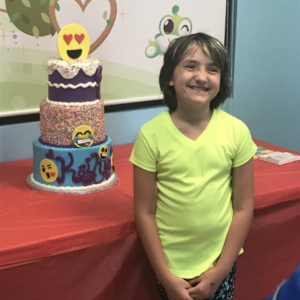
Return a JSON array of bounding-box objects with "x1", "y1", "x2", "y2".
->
[{"x1": 0, "y1": 0, "x2": 226, "y2": 117}]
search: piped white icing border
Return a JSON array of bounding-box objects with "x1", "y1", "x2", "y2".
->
[
  {"x1": 30, "y1": 173, "x2": 117, "y2": 192},
  {"x1": 45, "y1": 98, "x2": 101, "y2": 106},
  {"x1": 47, "y1": 57, "x2": 101, "y2": 79},
  {"x1": 48, "y1": 81, "x2": 98, "y2": 89}
]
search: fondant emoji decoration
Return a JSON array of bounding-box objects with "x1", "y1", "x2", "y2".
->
[
  {"x1": 99, "y1": 145, "x2": 108, "y2": 160},
  {"x1": 40, "y1": 159, "x2": 58, "y2": 182},
  {"x1": 57, "y1": 24, "x2": 90, "y2": 61},
  {"x1": 72, "y1": 125, "x2": 95, "y2": 148},
  {"x1": 111, "y1": 152, "x2": 115, "y2": 173}
]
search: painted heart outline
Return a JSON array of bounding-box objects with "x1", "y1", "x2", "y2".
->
[{"x1": 48, "y1": 0, "x2": 117, "y2": 54}]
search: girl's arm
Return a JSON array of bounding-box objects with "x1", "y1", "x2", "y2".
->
[
  {"x1": 215, "y1": 157, "x2": 254, "y2": 274},
  {"x1": 133, "y1": 165, "x2": 194, "y2": 300},
  {"x1": 188, "y1": 158, "x2": 254, "y2": 299}
]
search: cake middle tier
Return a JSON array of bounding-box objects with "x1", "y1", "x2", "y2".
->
[{"x1": 40, "y1": 99, "x2": 105, "y2": 147}]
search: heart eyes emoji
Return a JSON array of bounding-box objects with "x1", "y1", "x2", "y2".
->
[
  {"x1": 63, "y1": 33, "x2": 85, "y2": 45},
  {"x1": 58, "y1": 24, "x2": 90, "y2": 61}
]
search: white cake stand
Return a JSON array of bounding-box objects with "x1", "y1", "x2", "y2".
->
[{"x1": 27, "y1": 172, "x2": 119, "y2": 195}]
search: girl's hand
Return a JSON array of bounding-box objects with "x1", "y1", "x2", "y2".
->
[
  {"x1": 187, "y1": 267, "x2": 225, "y2": 299},
  {"x1": 163, "y1": 275, "x2": 196, "y2": 300}
]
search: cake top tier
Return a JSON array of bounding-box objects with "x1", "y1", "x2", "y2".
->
[{"x1": 47, "y1": 57, "x2": 101, "y2": 79}]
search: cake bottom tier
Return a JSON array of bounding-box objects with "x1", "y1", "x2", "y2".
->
[{"x1": 29, "y1": 137, "x2": 117, "y2": 193}]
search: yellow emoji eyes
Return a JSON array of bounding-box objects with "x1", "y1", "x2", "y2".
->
[
  {"x1": 57, "y1": 24, "x2": 90, "y2": 61},
  {"x1": 63, "y1": 33, "x2": 85, "y2": 45},
  {"x1": 63, "y1": 34, "x2": 73, "y2": 45},
  {"x1": 40, "y1": 159, "x2": 58, "y2": 182},
  {"x1": 74, "y1": 34, "x2": 85, "y2": 44},
  {"x1": 72, "y1": 125, "x2": 95, "y2": 148},
  {"x1": 99, "y1": 145, "x2": 108, "y2": 160}
]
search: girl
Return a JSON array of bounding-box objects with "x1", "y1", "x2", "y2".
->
[{"x1": 130, "y1": 33, "x2": 257, "y2": 300}]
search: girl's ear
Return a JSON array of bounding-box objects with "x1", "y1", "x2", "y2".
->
[{"x1": 169, "y1": 79, "x2": 174, "y2": 86}]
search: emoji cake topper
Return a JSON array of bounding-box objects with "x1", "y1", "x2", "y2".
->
[{"x1": 57, "y1": 24, "x2": 90, "y2": 61}]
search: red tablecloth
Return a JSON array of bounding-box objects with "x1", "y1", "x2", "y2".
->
[{"x1": 0, "y1": 139, "x2": 300, "y2": 300}]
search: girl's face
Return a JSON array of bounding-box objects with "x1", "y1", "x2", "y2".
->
[{"x1": 169, "y1": 45, "x2": 221, "y2": 110}]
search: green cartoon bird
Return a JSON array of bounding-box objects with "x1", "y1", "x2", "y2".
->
[{"x1": 145, "y1": 5, "x2": 192, "y2": 58}]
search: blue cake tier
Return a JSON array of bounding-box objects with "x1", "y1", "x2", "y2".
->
[{"x1": 30, "y1": 137, "x2": 117, "y2": 192}]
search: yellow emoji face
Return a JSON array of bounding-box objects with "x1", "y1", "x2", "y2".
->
[
  {"x1": 99, "y1": 145, "x2": 108, "y2": 160},
  {"x1": 57, "y1": 24, "x2": 90, "y2": 61},
  {"x1": 40, "y1": 159, "x2": 58, "y2": 182},
  {"x1": 111, "y1": 153, "x2": 115, "y2": 173},
  {"x1": 72, "y1": 125, "x2": 95, "y2": 148}
]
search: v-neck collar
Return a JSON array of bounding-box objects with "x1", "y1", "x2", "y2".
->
[{"x1": 165, "y1": 109, "x2": 216, "y2": 148}]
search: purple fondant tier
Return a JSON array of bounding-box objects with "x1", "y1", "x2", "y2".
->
[
  {"x1": 49, "y1": 85, "x2": 97, "y2": 102},
  {"x1": 48, "y1": 66, "x2": 102, "y2": 103}
]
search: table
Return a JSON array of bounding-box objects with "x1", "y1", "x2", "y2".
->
[{"x1": 0, "y1": 140, "x2": 300, "y2": 300}]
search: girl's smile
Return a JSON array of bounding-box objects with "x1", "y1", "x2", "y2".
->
[{"x1": 169, "y1": 45, "x2": 221, "y2": 109}]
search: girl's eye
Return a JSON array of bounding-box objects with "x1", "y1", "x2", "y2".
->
[
  {"x1": 185, "y1": 64, "x2": 195, "y2": 69},
  {"x1": 208, "y1": 67, "x2": 219, "y2": 73}
]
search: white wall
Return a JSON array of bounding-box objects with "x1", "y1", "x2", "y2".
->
[{"x1": 230, "y1": 0, "x2": 300, "y2": 152}]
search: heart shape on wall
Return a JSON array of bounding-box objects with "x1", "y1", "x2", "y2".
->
[
  {"x1": 74, "y1": 0, "x2": 92, "y2": 12},
  {"x1": 48, "y1": 0, "x2": 117, "y2": 54}
]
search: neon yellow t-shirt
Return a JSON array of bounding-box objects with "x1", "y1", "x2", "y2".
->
[{"x1": 129, "y1": 109, "x2": 257, "y2": 278}]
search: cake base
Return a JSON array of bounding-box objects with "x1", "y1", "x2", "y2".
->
[
  {"x1": 27, "y1": 172, "x2": 118, "y2": 195},
  {"x1": 32, "y1": 136, "x2": 115, "y2": 190}
]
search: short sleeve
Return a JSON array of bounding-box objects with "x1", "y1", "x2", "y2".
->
[
  {"x1": 232, "y1": 121, "x2": 257, "y2": 168},
  {"x1": 129, "y1": 127, "x2": 157, "y2": 172}
]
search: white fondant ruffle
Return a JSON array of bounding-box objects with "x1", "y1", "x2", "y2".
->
[
  {"x1": 29, "y1": 173, "x2": 118, "y2": 192},
  {"x1": 47, "y1": 57, "x2": 101, "y2": 79},
  {"x1": 47, "y1": 81, "x2": 98, "y2": 89},
  {"x1": 45, "y1": 98, "x2": 101, "y2": 106}
]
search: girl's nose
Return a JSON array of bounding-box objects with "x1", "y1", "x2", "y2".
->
[{"x1": 194, "y1": 69, "x2": 207, "y2": 82}]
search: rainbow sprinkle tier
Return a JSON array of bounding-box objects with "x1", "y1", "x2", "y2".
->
[{"x1": 40, "y1": 99, "x2": 105, "y2": 147}]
